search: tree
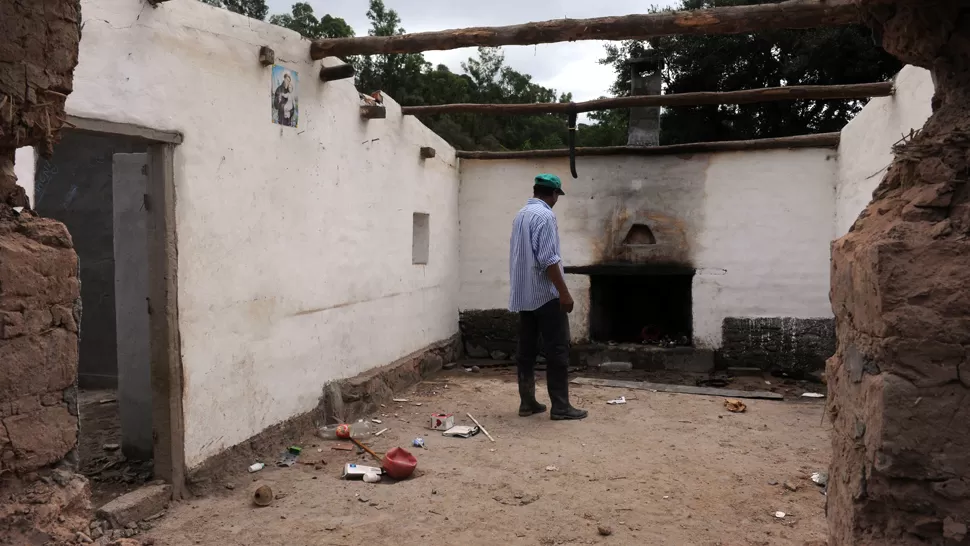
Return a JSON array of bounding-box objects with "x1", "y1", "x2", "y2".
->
[
  {"x1": 268, "y1": 3, "x2": 354, "y2": 40},
  {"x1": 595, "y1": 0, "x2": 902, "y2": 145},
  {"x1": 200, "y1": 0, "x2": 268, "y2": 21}
]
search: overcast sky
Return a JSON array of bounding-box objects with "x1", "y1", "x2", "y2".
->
[{"x1": 265, "y1": 0, "x2": 681, "y2": 101}]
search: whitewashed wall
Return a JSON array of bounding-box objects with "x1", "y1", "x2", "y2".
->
[
  {"x1": 13, "y1": 147, "x2": 35, "y2": 208},
  {"x1": 459, "y1": 149, "x2": 837, "y2": 348},
  {"x1": 835, "y1": 66, "x2": 934, "y2": 237},
  {"x1": 71, "y1": 0, "x2": 459, "y2": 468}
]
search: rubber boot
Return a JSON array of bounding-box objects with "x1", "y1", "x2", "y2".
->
[
  {"x1": 547, "y1": 364, "x2": 588, "y2": 421},
  {"x1": 518, "y1": 374, "x2": 547, "y2": 417}
]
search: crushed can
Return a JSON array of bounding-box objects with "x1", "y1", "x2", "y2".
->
[{"x1": 413, "y1": 438, "x2": 425, "y2": 449}]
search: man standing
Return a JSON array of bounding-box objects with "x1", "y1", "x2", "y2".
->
[{"x1": 509, "y1": 174, "x2": 588, "y2": 421}]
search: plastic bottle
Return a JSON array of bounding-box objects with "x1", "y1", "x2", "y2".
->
[{"x1": 317, "y1": 420, "x2": 373, "y2": 439}]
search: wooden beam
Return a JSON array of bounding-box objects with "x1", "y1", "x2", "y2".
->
[
  {"x1": 402, "y1": 82, "x2": 892, "y2": 117},
  {"x1": 310, "y1": 0, "x2": 862, "y2": 59},
  {"x1": 571, "y1": 377, "x2": 785, "y2": 401},
  {"x1": 66, "y1": 116, "x2": 184, "y2": 144},
  {"x1": 319, "y1": 64, "x2": 356, "y2": 82},
  {"x1": 455, "y1": 133, "x2": 840, "y2": 160}
]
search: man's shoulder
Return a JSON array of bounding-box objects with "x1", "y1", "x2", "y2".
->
[{"x1": 521, "y1": 202, "x2": 556, "y2": 221}]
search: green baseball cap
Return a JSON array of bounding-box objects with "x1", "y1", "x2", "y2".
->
[{"x1": 534, "y1": 173, "x2": 565, "y2": 195}]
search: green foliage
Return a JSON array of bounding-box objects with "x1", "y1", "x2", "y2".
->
[
  {"x1": 598, "y1": 0, "x2": 902, "y2": 145},
  {"x1": 201, "y1": 0, "x2": 268, "y2": 21},
  {"x1": 268, "y1": 3, "x2": 354, "y2": 40}
]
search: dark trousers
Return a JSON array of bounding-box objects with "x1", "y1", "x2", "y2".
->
[{"x1": 517, "y1": 298, "x2": 571, "y2": 411}]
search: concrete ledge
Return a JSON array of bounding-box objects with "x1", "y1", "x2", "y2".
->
[
  {"x1": 570, "y1": 343, "x2": 715, "y2": 373},
  {"x1": 96, "y1": 484, "x2": 170, "y2": 528},
  {"x1": 184, "y1": 334, "x2": 461, "y2": 496}
]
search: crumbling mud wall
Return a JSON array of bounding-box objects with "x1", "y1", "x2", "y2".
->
[
  {"x1": 828, "y1": 1, "x2": 970, "y2": 544},
  {"x1": 1, "y1": 0, "x2": 88, "y2": 543},
  {"x1": 0, "y1": 211, "x2": 90, "y2": 544}
]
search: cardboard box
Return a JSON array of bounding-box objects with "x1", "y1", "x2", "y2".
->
[{"x1": 430, "y1": 413, "x2": 455, "y2": 431}]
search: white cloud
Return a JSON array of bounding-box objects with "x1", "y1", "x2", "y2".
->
[{"x1": 264, "y1": 0, "x2": 680, "y2": 101}]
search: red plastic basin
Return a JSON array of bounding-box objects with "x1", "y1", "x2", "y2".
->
[{"x1": 382, "y1": 447, "x2": 417, "y2": 480}]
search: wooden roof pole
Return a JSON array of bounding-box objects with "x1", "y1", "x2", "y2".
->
[
  {"x1": 310, "y1": 0, "x2": 862, "y2": 59},
  {"x1": 454, "y1": 133, "x2": 841, "y2": 160},
  {"x1": 400, "y1": 82, "x2": 893, "y2": 116}
]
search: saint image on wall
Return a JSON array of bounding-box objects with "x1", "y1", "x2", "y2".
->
[{"x1": 271, "y1": 65, "x2": 299, "y2": 128}]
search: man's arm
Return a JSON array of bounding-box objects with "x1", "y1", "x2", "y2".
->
[
  {"x1": 532, "y1": 219, "x2": 574, "y2": 314},
  {"x1": 545, "y1": 263, "x2": 574, "y2": 313}
]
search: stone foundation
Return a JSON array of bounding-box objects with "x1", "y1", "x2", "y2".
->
[
  {"x1": 459, "y1": 309, "x2": 518, "y2": 360},
  {"x1": 185, "y1": 334, "x2": 462, "y2": 495},
  {"x1": 717, "y1": 317, "x2": 835, "y2": 376}
]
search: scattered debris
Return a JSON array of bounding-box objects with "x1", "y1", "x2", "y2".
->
[
  {"x1": 801, "y1": 393, "x2": 825, "y2": 399},
  {"x1": 607, "y1": 396, "x2": 627, "y2": 405},
  {"x1": 598, "y1": 525, "x2": 613, "y2": 536},
  {"x1": 724, "y1": 399, "x2": 747, "y2": 413},
  {"x1": 393, "y1": 398, "x2": 410, "y2": 403},
  {"x1": 430, "y1": 413, "x2": 455, "y2": 431},
  {"x1": 494, "y1": 491, "x2": 540, "y2": 506},
  {"x1": 374, "y1": 428, "x2": 389, "y2": 437},
  {"x1": 414, "y1": 402, "x2": 423, "y2": 407},
  {"x1": 363, "y1": 472, "x2": 382, "y2": 483},
  {"x1": 224, "y1": 483, "x2": 235, "y2": 491},
  {"x1": 811, "y1": 472, "x2": 828, "y2": 487},
  {"x1": 471, "y1": 366, "x2": 482, "y2": 373},
  {"x1": 248, "y1": 462, "x2": 265, "y2": 473},
  {"x1": 103, "y1": 444, "x2": 120, "y2": 452},
  {"x1": 413, "y1": 438, "x2": 425, "y2": 449},
  {"x1": 252, "y1": 485, "x2": 273, "y2": 507},
  {"x1": 545, "y1": 466, "x2": 558, "y2": 472},
  {"x1": 99, "y1": 397, "x2": 117, "y2": 404},
  {"x1": 277, "y1": 446, "x2": 302, "y2": 468},
  {"x1": 774, "y1": 511, "x2": 786, "y2": 519},
  {"x1": 442, "y1": 426, "x2": 480, "y2": 438},
  {"x1": 768, "y1": 480, "x2": 779, "y2": 486},
  {"x1": 783, "y1": 481, "x2": 798, "y2": 492},
  {"x1": 331, "y1": 443, "x2": 354, "y2": 451},
  {"x1": 467, "y1": 413, "x2": 495, "y2": 442},
  {"x1": 372, "y1": 419, "x2": 383, "y2": 424},
  {"x1": 343, "y1": 464, "x2": 382, "y2": 480}
]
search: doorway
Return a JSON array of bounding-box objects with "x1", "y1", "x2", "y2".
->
[{"x1": 34, "y1": 119, "x2": 184, "y2": 505}]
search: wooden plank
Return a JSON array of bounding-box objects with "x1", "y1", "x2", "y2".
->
[
  {"x1": 147, "y1": 143, "x2": 188, "y2": 499},
  {"x1": 571, "y1": 377, "x2": 785, "y2": 400},
  {"x1": 402, "y1": 82, "x2": 892, "y2": 116},
  {"x1": 311, "y1": 0, "x2": 862, "y2": 59},
  {"x1": 456, "y1": 133, "x2": 840, "y2": 160}
]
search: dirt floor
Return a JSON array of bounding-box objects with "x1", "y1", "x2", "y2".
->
[
  {"x1": 78, "y1": 389, "x2": 154, "y2": 508},
  {"x1": 145, "y1": 369, "x2": 830, "y2": 546}
]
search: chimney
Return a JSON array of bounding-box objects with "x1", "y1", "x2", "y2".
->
[{"x1": 627, "y1": 54, "x2": 664, "y2": 146}]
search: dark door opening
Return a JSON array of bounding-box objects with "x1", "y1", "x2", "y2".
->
[{"x1": 588, "y1": 272, "x2": 694, "y2": 345}]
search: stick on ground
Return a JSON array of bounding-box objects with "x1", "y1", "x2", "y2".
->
[{"x1": 467, "y1": 413, "x2": 495, "y2": 442}]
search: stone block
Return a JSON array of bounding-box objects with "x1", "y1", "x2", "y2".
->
[
  {"x1": 51, "y1": 305, "x2": 77, "y2": 332},
  {"x1": 96, "y1": 484, "x2": 171, "y2": 528},
  {"x1": 419, "y1": 354, "x2": 443, "y2": 376},
  {"x1": 0, "y1": 310, "x2": 25, "y2": 338},
  {"x1": 0, "y1": 328, "x2": 77, "y2": 401},
  {"x1": 2, "y1": 405, "x2": 77, "y2": 471}
]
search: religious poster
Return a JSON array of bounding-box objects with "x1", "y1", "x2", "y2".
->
[{"x1": 271, "y1": 65, "x2": 299, "y2": 128}]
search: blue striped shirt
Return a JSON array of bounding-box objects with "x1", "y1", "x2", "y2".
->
[{"x1": 509, "y1": 198, "x2": 563, "y2": 312}]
